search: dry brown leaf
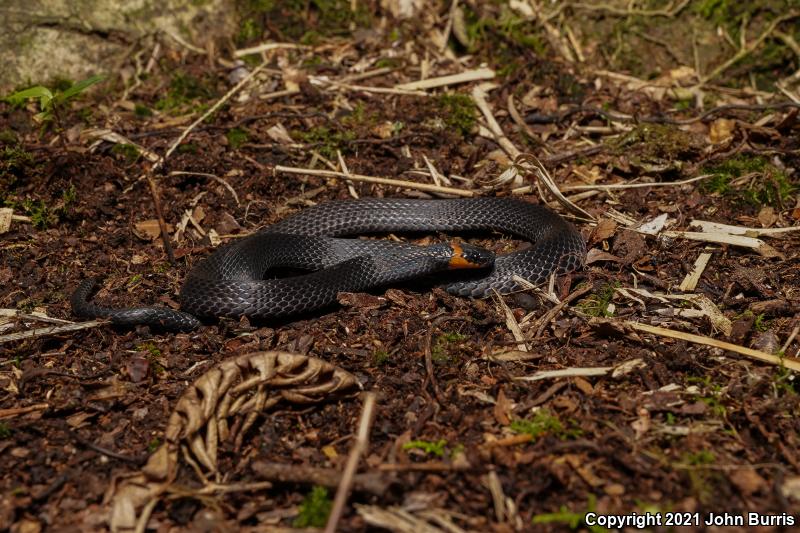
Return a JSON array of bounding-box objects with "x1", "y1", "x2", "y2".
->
[
  {"x1": 493, "y1": 387, "x2": 513, "y2": 426},
  {"x1": 729, "y1": 469, "x2": 766, "y2": 496},
  {"x1": 757, "y1": 206, "x2": 778, "y2": 228},
  {"x1": 591, "y1": 218, "x2": 617, "y2": 243},
  {"x1": 133, "y1": 219, "x2": 162, "y2": 240},
  {"x1": 585, "y1": 249, "x2": 624, "y2": 264},
  {"x1": 709, "y1": 118, "x2": 735, "y2": 144}
]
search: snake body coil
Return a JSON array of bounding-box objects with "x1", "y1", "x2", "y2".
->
[{"x1": 72, "y1": 198, "x2": 585, "y2": 331}]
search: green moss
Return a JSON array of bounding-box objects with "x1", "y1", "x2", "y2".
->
[
  {"x1": 532, "y1": 495, "x2": 605, "y2": 532},
  {"x1": 612, "y1": 123, "x2": 698, "y2": 162},
  {"x1": 235, "y1": 0, "x2": 372, "y2": 45},
  {"x1": 226, "y1": 127, "x2": 248, "y2": 149},
  {"x1": 147, "y1": 437, "x2": 161, "y2": 453},
  {"x1": 702, "y1": 155, "x2": 796, "y2": 207},
  {"x1": 576, "y1": 282, "x2": 619, "y2": 317},
  {"x1": 134, "y1": 104, "x2": 153, "y2": 118},
  {"x1": 293, "y1": 486, "x2": 332, "y2": 528},
  {"x1": 137, "y1": 342, "x2": 161, "y2": 358},
  {"x1": 292, "y1": 126, "x2": 355, "y2": 159},
  {"x1": 22, "y1": 199, "x2": 56, "y2": 229},
  {"x1": 511, "y1": 409, "x2": 582, "y2": 441},
  {"x1": 154, "y1": 71, "x2": 216, "y2": 113},
  {"x1": 403, "y1": 438, "x2": 448, "y2": 457},
  {"x1": 0, "y1": 422, "x2": 11, "y2": 439},
  {"x1": 680, "y1": 449, "x2": 719, "y2": 504},
  {"x1": 431, "y1": 331, "x2": 467, "y2": 364},
  {"x1": 372, "y1": 350, "x2": 390, "y2": 366},
  {"x1": 435, "y1": 93, "x2": 476, "y2": 137},
  {"x1": 112, "y1": 143, "x2": 140, "y2": 163},
  {"x1": 773, "y1": 365, "x2": 797, "y2": 397},
  {"x1": 0, "y1": 129, "x2": 18, "y2": 144},
  {"x1": 1, "y1": 146, "x2": 35, "y2": 185},
  {"x1": 459, "y1": 4, "x2": 549, "y2": 77}
]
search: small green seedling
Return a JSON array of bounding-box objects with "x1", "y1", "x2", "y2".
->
[
  {"x1": 5, "y1": 75, "x2": 105, "y2": 124},
  {"x1": 403, "y1": 438, "x2": 448, "y2": 457},
  {"x1": 293, "y1": 486, "x2": 332, "y2": 528}
]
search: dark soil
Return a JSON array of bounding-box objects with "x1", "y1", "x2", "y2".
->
[{"x1": 2, "y1": 4, "x2": 800, "y2": 532}]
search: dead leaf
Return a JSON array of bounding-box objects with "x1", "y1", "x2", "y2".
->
[
  {"x1": 781, "y1": 476, "x2": 800, "y2": 501},
  {"x1": 126, "y1": 356, "x2": 150, "y2": 383},
  {"x1": 585, "y1": 249, "x2": 623, "y2": 264},
  {"x1": 493, "y1": 387, "x2": 513, "y2": 426},
  {"x1": 604, "y1": 483, "x2": 626, "y2": 496},
  {"x1": 729, "y1": 469, "x2": 766, "y2": 496},
  {"x1": 372, "y1": 121, "x2": 394, "y2": 139},
  {"x1": 590, "y1": 218, "x2": 617, "y2": 244},
  {"x1": 757, "y1": 206, "x2": 777, "y2": 228},
  {"x1": 631, "y1": 408, "x2": 650, "y2": 438},
  {"x1": 66, "y1": 411, "x2": 95, "y2": 428},
  {"x1": 266, "y1": 123, "x2": 294, "y2": 144},
  {"x1": 322, "y1": 445, "x2": 338, "y2": 460},
  {"x1": 133, "y1": 220, "x2": 162, "y2": 241},
  {"x1": 752, "y1": 330, "x2": 780, "y2": 355},
  {"x1": 709, "y1": 118, "x2": 735, "y2": 144}
]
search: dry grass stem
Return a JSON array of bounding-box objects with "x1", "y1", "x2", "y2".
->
[
  {"x1": 324, "y1": 392, "x2": 377, "y2": 533},
  {"x1": 395, "y1": 67, "x2": 495, "y2": 91},
  {"x1": 233, "y1": 42, "x2": 310, "y2": 57},
  {"x1": 274, "y1": 165, "x2": 475, "y2": 196},
  {"x1": 0, "y1": 320, "x2": 106, "y2": 345},
  {"x1": 627, "y1": 322, "x2": 800, "y2": 371}
]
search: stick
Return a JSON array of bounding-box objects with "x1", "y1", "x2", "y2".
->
[
  {"x1": 146, "y1": 175, "x2": 175, "y2": 263},
  {"x1": 325, "y1": 392, "x2": 377, "y2": 533},
  {"x1": 0, "y1": 320, "x2": 106, "y2": 345},
  {"x1": 233, "y1": 42, "x2": 309, "y2": 58},
  {"x1": 274, "y1": 165, "x2": 474, "y2": 197},
  {"x1": 514, "y1": 367, "x2": 613, "y2": 382},
  {"x1": 394, "y1": 67, "x2": 495, "y2": 91},
  {"x1": 627, "y1": 321, "x2": 800, "y2": 371},
  {"x1": 0, "y1": 403, "x2": 49, "y2": 419}
]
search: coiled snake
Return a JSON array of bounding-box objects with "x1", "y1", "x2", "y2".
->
[{"x1": 72, "y1": 198, "x2": 585, "y2": 331}]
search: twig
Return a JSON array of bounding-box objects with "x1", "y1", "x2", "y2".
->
[
  {"x1": 0, "y1": 320, "x2": 105, "y2": 345},
  {"x1": 274, "y1": 165, "x2": 475, "y2": 197},
  {"x1": 143, "y1": 59, "x2": 270, "y2": 262},
  {"x1": 169, "y1": 171, "x2": 240, "y2": 206},
  {"x1": 660, "y1": 230, "x2": 783, "y2": 258},
  {"x1": 491, "y1": 289, "x2": 527, "y2": 352},
  {"x1": 145, "y1": 175, "x2": 175, "y2": 263},
  {"x1": 395, "y1": 67, "x2": 495, "y2": 91},
  {"x1": 627, "y1": 321, "x2": 800, "y2": 371},
  {"x1": 471, "y1": 85, "x2": 520, "y2": 159},
  {"x1": 560, "y1": 174, "x2": 711, "y2": 192},
  {"x1": 251, "y1": 462, "x2": 391, "y2": 495},
  {"x1": 325, "y1": 392, "x2": 377, "y2": 533},
  {"x1": 514, "y1": 366, "x2": 614, "y2": 382},
  {"x1": 533, "y1": 284, "x2": 593, "y2": 338},
  {"x1": 233, "y1": 42, "x2": 309, "y2": 58},
  {"x1": 158, "y1": 59, "x2": 271, "y2": 167},
  {"x1": 0, "y1": 403, "x2": 49, "y2": 419}
]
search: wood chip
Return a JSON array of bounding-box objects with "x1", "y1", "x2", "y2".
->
[{"x1": 679, "y1": 252, "x2": 712, "y2": 291}]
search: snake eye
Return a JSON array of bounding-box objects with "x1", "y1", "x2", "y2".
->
[{"x1": 447, "y1": 241, "x2": 495, "y2": 270}]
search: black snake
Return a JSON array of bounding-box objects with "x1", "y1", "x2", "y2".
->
[{"x1": 72, "y1": 198, "x2": 585, "y2": 331}]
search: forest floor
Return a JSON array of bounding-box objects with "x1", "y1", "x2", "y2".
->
[{"x1": 1, "y1": 1, "x2": 800, "y2": 531}]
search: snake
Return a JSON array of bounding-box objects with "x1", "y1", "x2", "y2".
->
[{"x1": 71, "y1": 198, "x2": 586, "y2": 331}]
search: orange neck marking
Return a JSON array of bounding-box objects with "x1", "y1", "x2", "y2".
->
[{"x1": 447, "y1": 241, "x2": 479, "y2": 269}]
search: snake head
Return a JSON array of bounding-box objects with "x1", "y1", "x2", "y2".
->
[{"x1": 447, "y1": 241, "x2": 495, "y2": 270}]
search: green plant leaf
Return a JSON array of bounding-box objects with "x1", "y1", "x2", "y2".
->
[
  {"x1": 5, "y1": 86, "x2": 54, "y2": 109},
  {"x1": 55, "y1": 75, "x2": 106, "y2": 103}
]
